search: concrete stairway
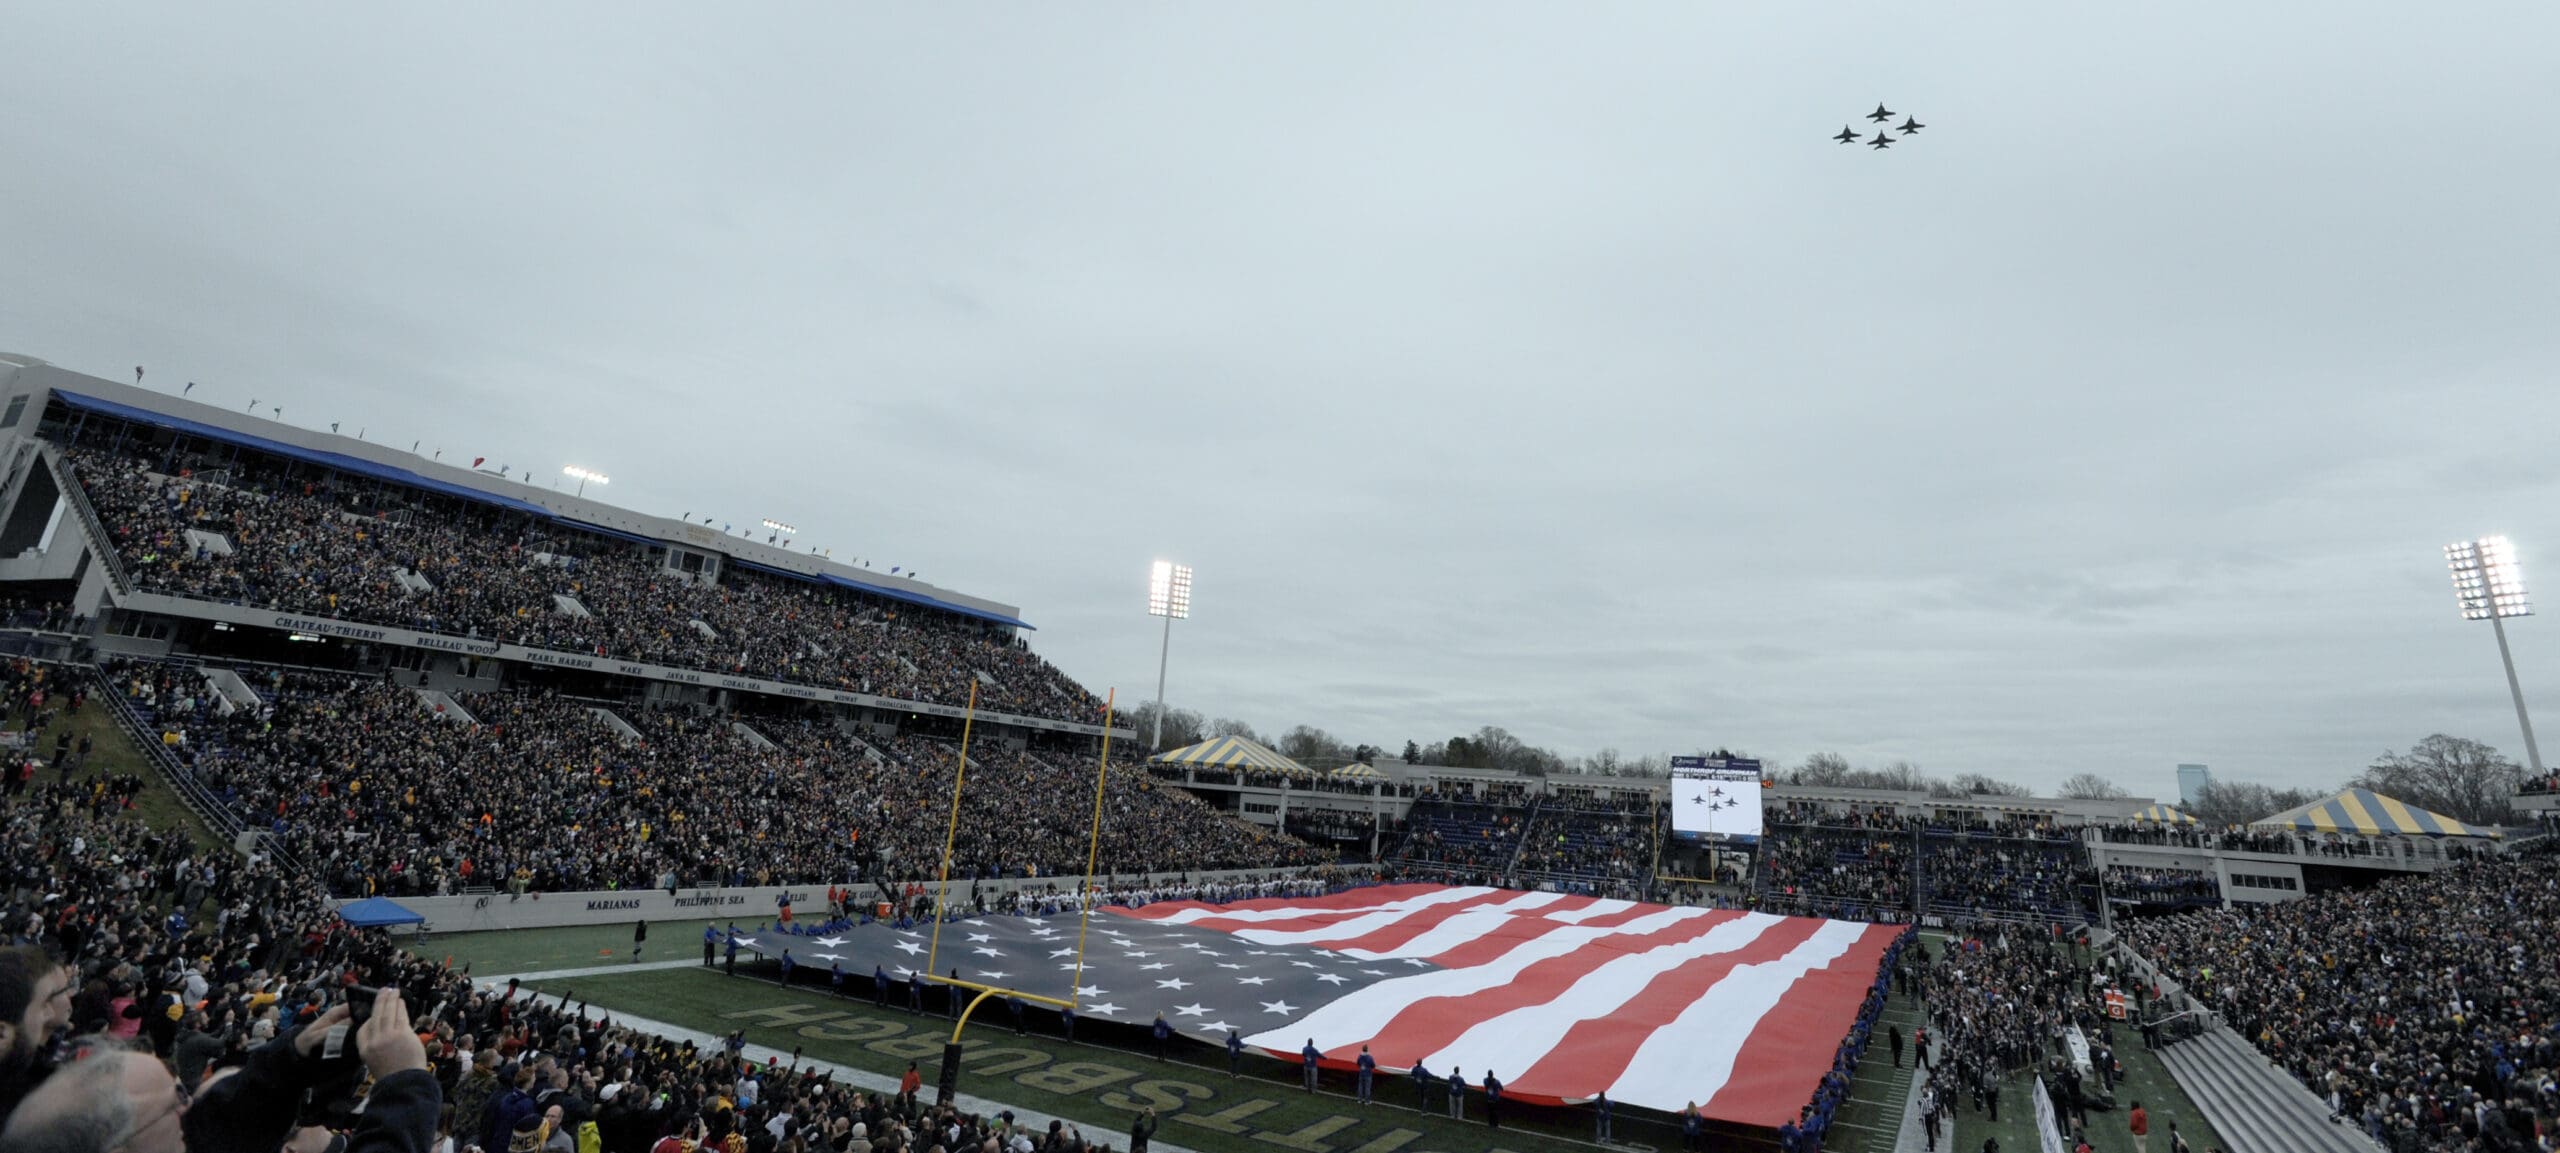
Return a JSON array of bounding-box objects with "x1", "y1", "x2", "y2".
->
[{"x1": 2156, "y1": 1025, "x2": 2377, "y2": 1153}]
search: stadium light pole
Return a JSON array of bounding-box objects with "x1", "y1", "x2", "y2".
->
[
  {"x1": 2447, "y1": 535, "x2": 2546, "y2": 776},
  {"x1": 760, "y1": 519, "x2": 798, "y2": 545},
  {"x1": 562, "y1": 466, "x2": 609, "y2": 497},
  {"x1": 1146, "y1": 561, "x2": 1192, "y2": 751}
]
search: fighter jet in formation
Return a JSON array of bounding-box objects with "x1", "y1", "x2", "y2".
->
[{"x1": 1842, "y1": 104, "x2": 1922, "y2": 151}]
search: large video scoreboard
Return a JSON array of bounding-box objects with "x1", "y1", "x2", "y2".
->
[{"x1": 1669, "y1": 755, "x2": 1764, "y2": 840}]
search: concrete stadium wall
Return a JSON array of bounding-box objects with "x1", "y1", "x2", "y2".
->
[{"x1": 357, "y1": 866, "x2": 1371, "y2": 935}]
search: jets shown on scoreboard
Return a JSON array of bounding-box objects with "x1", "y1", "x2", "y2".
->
[{"x1": 1669, "y1": 755, "x2": 1766, "y2": 840}]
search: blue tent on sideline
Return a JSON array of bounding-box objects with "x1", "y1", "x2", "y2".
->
[{"x1": 336, "y1": 897, "x2": 427, "y2": 928}]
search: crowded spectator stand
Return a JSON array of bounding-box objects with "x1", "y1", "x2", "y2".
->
[
  {"x1": 98, "y1": 659, "x2": 1326, "y2": 899},
  {"x1": 2120, "y1": 849, "x2": 2559, "y2": 1153},
  {"x1": 59, "y1": 444, "x2": 1108, "y2": 726}
]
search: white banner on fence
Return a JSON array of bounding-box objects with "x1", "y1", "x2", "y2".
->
[
  {"x1": 2033, "y1": 1075, "x2": 2066, "y2": 1153},
  {"x1": 347, "y1": 867, "x2": 1367, "y2": 934}
]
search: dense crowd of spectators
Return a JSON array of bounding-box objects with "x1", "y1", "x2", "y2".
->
[
  {"x1": 64, "y1": 447, "x2": 1104, "y2": 723},
  {"x1": 0, "y1": 767, "x2": 1138, "y2": 1153},
  {"x1": 1755, "y1": 823, "x2": 1914, "y2": 921},
  {"x1": 108, "y1": 661, "x2": 1322, "y2": 898},
  {"x1": 2121, "y1": 854, "x2": 2560, "y2": 1153},
  {"x1": 2102, "y1": 865, "x2": 2219, "y2": 909},
  {"x1": 1510, "y1": 796, "x2": 1655, "y2": 889},
  {"x1": 2094, "y1": 824, "x2": 2293, "y2": 852},
  {"x1": 1751, "y1": 811, "x2": 2099, "y2": 924},
  {"x1": 1919, "y1": 837, "x2": 2097, "y2": 923},
  {"x1": 1378, "y1": 799, "x2": 1519, "y2": 884}
]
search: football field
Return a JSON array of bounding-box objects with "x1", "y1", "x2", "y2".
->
[{"x1": 418, "y1": 920, "x2": 1902, "y2": 1153}]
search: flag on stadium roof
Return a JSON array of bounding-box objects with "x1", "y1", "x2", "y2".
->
[
  {"x1": 733, "y1": 883, "x2": 1899, "y2": 1125},
  {"x1": 1148, "y1": 735, "x2": 1313, "y2": 776},
  {"x1": 2250, "y1": 787, "x2": 2500, "y2": 838}
]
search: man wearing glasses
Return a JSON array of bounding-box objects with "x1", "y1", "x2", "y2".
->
[{"x1": 2, "y1": 987, "x2": 439, "y2": 1153}]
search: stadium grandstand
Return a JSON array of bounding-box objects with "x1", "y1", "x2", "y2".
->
[{"x1": 1, "y1": 353, "x2": 2553, "y2": 1153}]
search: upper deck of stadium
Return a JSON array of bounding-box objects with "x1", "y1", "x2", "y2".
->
[{"x1": 0, "y1": 352, "x2": 1131, "y2": 737}]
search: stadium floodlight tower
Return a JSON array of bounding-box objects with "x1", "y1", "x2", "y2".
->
[
  {"x1": 561, "y1": 465, "x2": 609, "y2": 496},
  {"x1": 2447, "y1": 535, "x2": 2546, "y2": 775},
  {"x1": 1146, "y1": 560, "x2": 1192, "y2": 751}
]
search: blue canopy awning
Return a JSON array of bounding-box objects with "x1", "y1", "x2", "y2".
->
[
  {"x1": 335, "y1": 897, "x2": 426, "y2": 927},
  {"x1": 54, "y1": 389, "x2": 554, "y2": 519}
]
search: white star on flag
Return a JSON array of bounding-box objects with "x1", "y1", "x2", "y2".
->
[
  {"x1": 893, "y1": 941, "x2": 924, "y2": 955},
  {"x1": 1139, "y1": 962, "x2": 1171, "y2": 971},
  {"x1": 1156, "y1": 978, "x2": 1192, "y2": 990},
  {"x1": 977, "y1": 971, "x2": 1007, "y2": 980},
  {"x1": 964, "y1": 919, "x2": 990, "y2": 927},
  {"x1": 1259, "y1": 1000, "x2": 1298, "y2": 1015},
  {"x1": 814, "y1": 953, "x2": 845, "y2": 961},
  {"x1": 1216, "y1": 963, "x2": 1245, "y2": 970},
  {"x1": 1073, "y1": 985, "x2": 1106, "y2": 997},
  {"x1": 1235, "y1": 976, "x2": 1269, "y2": 986},
  {"x1": 1200, "y1": 1021, "x2": 1234, "y2": 1033},
  {"x1": 814, "y1": 937, "x2": 847, "y2": 947},
  {"x1": 1313, "y1": 972, "x2": 1349, "y2": 985},
  {"x1": 1174, "y1": 1003, "x2": 1210, "y2": 1016},
  {"x1": 1049, "y1": 948, "x2": 1077, "y2": 958},
  {"x1": 1120, "y1": 951, "x2": 1151, "y2": 958},
  {"x1": 972, "y1": 947, "x2": 1002, "y2": 957},
  {"x1": 735, "y1": 937, "x2": 759, "y2": 947},
  {"x1": 967, "y1": 934, "x2": 992, "y2": 943},
  {"x1": 1086, "y1": 1002, "x2": 1124, "y2": 1016}
]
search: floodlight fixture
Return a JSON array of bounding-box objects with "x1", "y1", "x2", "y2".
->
[
  {"x1": 2447, "y1": 536, "x2": 2530, "y2": 621},
  {"x1": 562, "y1": 465, "x2": 610, "y2": 496},
  {"x1": 1148, "y1": 561, "x2": 1192, "y2": 620},
  {"x1": 761, "y1": 519, "x2": 799, "y2": 536},
  {"x1": 2446, "y1": 534, "x2": 2544, "y2": 775},
  {"x1": 1146, "y1": 560, "x2": 1194, "y2": 750}
]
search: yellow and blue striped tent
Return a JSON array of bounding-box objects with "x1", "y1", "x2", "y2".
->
[
  {"x1": 1330, "y1": 762, "x2": 1385, "y2": 780},
  {"x1": 2251, "y1": 788, "x2": 2500, "y2": 838},
  {"x1": 2129, "y1": 804, "x2": 2198, "y2": 825},
  {"x1": 1149, "y1": 735, "x2": 1314, "y2": 777}
]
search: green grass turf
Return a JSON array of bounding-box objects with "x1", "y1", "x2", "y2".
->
[
  {"x1": 497, "y1": 965, "x2": 1629, "y2": 1153},
  {"x1": 35, "y1": 698, "x2": 224, "y2": 853}
]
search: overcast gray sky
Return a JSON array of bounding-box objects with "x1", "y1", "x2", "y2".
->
[{"x1": 7, "y1": 4, "x2": 2559, "y2": 796}]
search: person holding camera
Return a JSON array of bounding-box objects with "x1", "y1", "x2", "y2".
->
[{"x1": 2, "y1": 987, "x2": 439, "y2": 1153}]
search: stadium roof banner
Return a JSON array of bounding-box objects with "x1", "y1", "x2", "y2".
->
[
  {"x1": 2251, "y1": 787, "x2": 2501, "y2": 839},
  {"x1": 733, "y1": 883, "x2": 1901, "y2": 1125},
  {"x1": 1149, "y1": 735, "x2": 1314, "y2": 776}
]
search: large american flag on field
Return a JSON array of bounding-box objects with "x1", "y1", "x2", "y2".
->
[{"x1": 735, "y1": 883, "x2": 1898, "y2": 1126}]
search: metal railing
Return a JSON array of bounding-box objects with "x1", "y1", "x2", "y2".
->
[
  {"x1": 88, "y1": 664, "x2": 308, "y2": 876},
  {"x1": 42, "y1": 445, "x2": 133, "y2": 597}
]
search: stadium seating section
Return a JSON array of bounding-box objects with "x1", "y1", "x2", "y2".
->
[
  {"x1": 62, "y1": 446, "x2": 1106, "y2": 724},
  {"x1": 105, "y1": 660, "x2": 1320, "y2": 897}
]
